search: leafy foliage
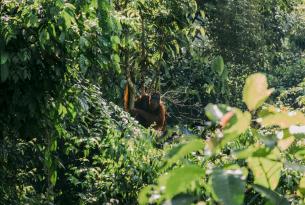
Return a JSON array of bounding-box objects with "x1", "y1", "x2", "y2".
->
[{"x1": 139, "y1": 73, "x2": 305, "y2": 204}]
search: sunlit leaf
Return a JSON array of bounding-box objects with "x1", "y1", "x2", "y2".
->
[
  {"x1": 50, "y1": 170, "x2": 57, "y2": 186},
  {"x1": 260, "y1": 112, "x2": 305, "y2": 129},
  {"x1": 165, "y1": 139, "x2": 204, "y2": 168},
  {"x1": 138, "y1": 185, "x2": 156, "y2": 205},
  {"x1": 243, "y1": 73, "x2": 274, "y2": 111},
  {"x1": 161, "y1": 165, "x2": 205, "y2": 199},
  {"x1": 233, "y1": 145, "x2": 271, "y2": 159},
  {"x1": 297, "y1": 176, "x2": 305, "y2": 197},
  {"x1": 247, "y1": 149, "x2": 282, "y2": 190},
  {"x1": 277, "y1": 136, "x2": 294, "y2": 151},
  {"x1": 222, "y1": 109, "x2": 251, "y2": 144}
]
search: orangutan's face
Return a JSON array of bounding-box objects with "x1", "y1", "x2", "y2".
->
[{"x1": 150, "y1": 94, "x2": 160, "y2": 110}]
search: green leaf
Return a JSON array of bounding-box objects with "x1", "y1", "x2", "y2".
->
[
  {"x1": 161, "y1": 165, "x2": 205, "y2": 199},
  {"x1": 222, "y1": 109, "x2": 251, "y2": 144},
  {"x1": 165, "y1": 139, "x2": 204, "y2": 168},
  {"x1": 243, "y1": 73, "x2": 274, "y2": 111},
  {"x1": 1, "y1": 52, "x2": 8, "y2": 64},
  {"x1": 26, "y1": 13, "x2": 39, "y2": 28},
  {"x1": 138, "y1": 185, "x2": 156, "y2": 205},
  {"x1": 80, "y1": 36, "x2": 89, "y2": 50},
  {"x1": 58, "y1": 103, "x2": 67, "y2": 118},
  {"x1": 233, "y1": 145, "x2": 271, "y2": 159},
  {"x1": 64, "y1": 3, "x2": 76, "y2": 10},
  {"x1": 211, "y1": 168, "x2": 247, "y2": 205},
  {"x1": 50, "y1": 170, "x2": 57, "y2": 186},
  {"x1": 111, "y1": 54, "x2": 120, "y2": 64},
  {"x1": 79, "y1": 54, "x2": 89, "y2": 74},
  {"x1": 1, "y1": 64, "x2": 9, "y2": 82},
  {"x1": 111, "y1": 35, "x2": 120, "y2": 44},
  {"x1": 49, "y1": 23, "x2": 56, "y2": 37},
  {"x1": 39, "y1": 29, "x2": 50, "y2": 47},
  {"x1": 253, "y1": 184, "x2": 289, "y2": 205},
  {"x1": 212, "y1": 55, "x2": 224, "y2": 76},
  {"x1": 298, "y1": 176, "x2": 305, "y2": 197},
  {"x1": 62, "y1": 10, "x2": 74, "y2": 29},
  {"x1": 260, "y1": 112, "x2": 305, "y2": 129},
  {"x1": 247, "y1": 149, "x2": 282, "y2": 190}
]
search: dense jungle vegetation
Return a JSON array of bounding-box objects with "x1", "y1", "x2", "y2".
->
[{"x1": 1, "y1": 0, "x2": 305, "y2": 204}]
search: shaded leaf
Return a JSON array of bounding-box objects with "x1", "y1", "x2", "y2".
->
[
  {"x1": 253, "y1": 184, "x2": 289, "y2": 205},
  {"x1": 1, "y1": 64, "x2": 9, "y2": 82},
  {"x1": 212, "y1": 56, "x2": 224, "y2": 76},
  {"x1": 211, "y1": 168, "x2": 247, "y2": 205},
  {"x1": 1, "y1": 52, "x2": 8, "y2": 64},
  {"x1": 247, "y1": 149, "x2": 282, "y2": 190}
]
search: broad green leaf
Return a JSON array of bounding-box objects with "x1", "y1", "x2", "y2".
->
[
  {"x1": 26, "y1": 13, "x2": 39, "y2": 28},
  {"x1": 62, "y1": 10, "x2": 74, "y2": 29},
  {"x1": 253, "y1": 184, "x2": 289, "y2": 205},
  {"x1": 111, "y1": 54, "x2": 120, "y2": 64},
  {"x1": 212, "y1": 56, "x2": 224, "y2": 76},
  {"x1": 247, "y1": 149, "x2": 282, "y2": 190},
  {"x1": 138, "y1": 185, "x2": 156, "y2": 205},
  {"x1": 211, "y1": 168, "x2": 247, "y2": 205},
  {"x1": 233, "y1": 145, "x2": 271, "y2": 159},
  {"x1": 260, "y1": 112, "x2": 305, "y2": 129},
  {"x1": 161, "y1": 165, "x2": 205, "y2": 199},
  {"x1": 1, "y1": 64, "x2": 9, "y2": 82},
  {"x1": 1, "y1": 52, "x2": 8, "y2": 64},
  {"x1": 222, "y1": 109, "x2": 251, "y2": 145},
  {"x1": 243, "y1": 73, "x2": 274, "y2": 111},
  {"x1": 297, "y1": 176, "x2": 305, "y2": 197},
  {"x1": 165, "y1": 139, "x2": 204, "y2": 168},
  {"x1": 111, "y1": 35, "x2": 120, "y2": 44},
  {"x1": 277, "y1": 136, "x2": 294, "y2": 151}
]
